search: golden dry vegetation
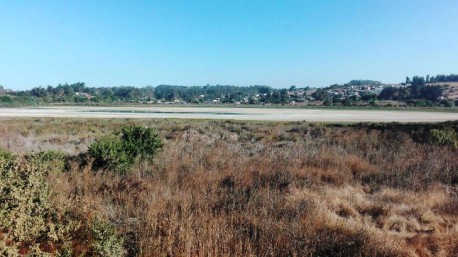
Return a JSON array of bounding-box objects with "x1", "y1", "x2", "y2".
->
[
  {"x1": 431, "y1": 82, "x2": 458, "y2": 100},
  {"x1": 0, "y1": 118, "x2": 457, "y2": 256}
]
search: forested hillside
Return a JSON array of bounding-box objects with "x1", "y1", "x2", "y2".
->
[{"x1": 1, "y1": 73, "x2": 457, "y2": 107}]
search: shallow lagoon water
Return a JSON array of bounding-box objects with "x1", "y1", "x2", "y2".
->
[{"x1": 0, "y1": 106, "x2": 457, "y2": 123}]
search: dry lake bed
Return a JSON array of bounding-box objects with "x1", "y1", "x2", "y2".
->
[{"x1": 0, "y1": 106, "x2": 457, "y2": 122}]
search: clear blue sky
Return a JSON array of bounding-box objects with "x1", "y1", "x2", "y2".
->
[{"x1": 1, "y1": 0, "x2": 457, "y2": 90}]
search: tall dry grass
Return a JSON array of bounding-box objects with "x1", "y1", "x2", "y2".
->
[{"x1": 1, "y1": 118, "x2": 457, "y2": 256}]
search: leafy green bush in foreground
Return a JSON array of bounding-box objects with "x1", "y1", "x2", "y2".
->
[
  {"x1": 0, "y1": 157, "x2": 77, "y2": 255},
  {"x1": 88, "y1": 125, "x2": 163, "y2": 173},
  {"x1": 91, "y1": 218, "x2": 126, "y2": 257},
  {"x1": 0, "y1": 155, "x2": 126, "y2": 256}
]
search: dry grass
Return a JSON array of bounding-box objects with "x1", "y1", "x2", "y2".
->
[
  {"x1": 430, "y1": 82, "x2": 458, "y2": 100},
  {"x1": 1, "y1": 118, "x2": 457, "y2": 256}
]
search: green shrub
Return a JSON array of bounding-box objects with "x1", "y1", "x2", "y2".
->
[
  {"x1": 0, "y1": 148, "x2": 14, "y2": 161},
  {"x1": 440, "y1": 99, "x2": 455, "y2": 107},
  {"x1": 89, "y1": 135, "x2": 133, "y2": 172},
  {"x1": 430, "y1": 128, "x2": 458, "y2": 148},
  {"x1": 91, "y1": 218, "x2": 126, "y2": 257},
  {"x1": 0, "y1": 96, "x2": 14, "y2": 106},
  {"x1": 119, "y1": 125, "x2": 164, "y2": 163},
  {"x1": 0, "y1": 153, "x2": 127, "y2": 256},
  {"x1": 27, "y1": 150, "x2": 69, "y2": 174},
  {"x1": 88, "y1": 125, "x2": 163, "y2": 173},
  {"x1": 0, "y1": 158, "x2": 79, "y2": 255},
  {"x1": 413, "y1": 100, "x2": 427, "y2": 107}
]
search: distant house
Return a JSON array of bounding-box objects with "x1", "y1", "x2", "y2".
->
[{"x1": 75, "y1": 92, "x2": 93, "y2": 99}]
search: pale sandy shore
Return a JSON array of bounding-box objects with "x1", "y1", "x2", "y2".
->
[{"x1": 0, "y1": 106, "x2": 457, "y2": 122}]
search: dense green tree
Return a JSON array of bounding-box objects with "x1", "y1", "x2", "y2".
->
[
  {"x1": 347, "y1": 80, "x2": 381, "y2": 86},
  {"x1": 271, "y1": 91, "x2": 281, "y2": 104},
  {"x1": 411, "y1": 76, "x2": 425, "y2": 87},
  {"x1": 311, "y1": 88, "x2": 327, "y2": 100},
  {"x1": 280, "y1": 89, "x2": 289, "y2": 104},
  {"x1": 378, "y1": 87, "x2": 400, "y2": 100},
  {"x1": 360, "y1": 92, "x2": 377, "y2": 101},
  {"x1": 421, "y1": 86, "x2": 443, "y2": 101}
]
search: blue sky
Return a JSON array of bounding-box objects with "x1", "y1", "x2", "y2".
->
[{"x1": 1, "y1": 0, "x2": 457, "y2": 90}]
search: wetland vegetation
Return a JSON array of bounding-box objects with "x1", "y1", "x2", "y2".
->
[{"x1": 0, "y1": 118, "x2": 457, "y2": 256}]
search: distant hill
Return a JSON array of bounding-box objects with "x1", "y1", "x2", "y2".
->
[{"x1": 346, "y1": 80, "x2": 382, "y2": 86}]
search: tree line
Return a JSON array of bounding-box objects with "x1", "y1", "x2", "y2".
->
[
  {"x1": 379, "y1": 73, "x2": 458, "y2": 102},
  {"x1": 1, "y1": 83, "x2": 298, "y2": 105},
  {"x1": 406, "y1": 74, "x2": 458, "y2": 84},
  {"x1": 1, "y1": 73, "x2": 456, "y2": 107}
]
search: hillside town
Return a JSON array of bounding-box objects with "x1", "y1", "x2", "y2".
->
[{"x1": 1, "y1": 75, "x2": 457, "y2": 107}]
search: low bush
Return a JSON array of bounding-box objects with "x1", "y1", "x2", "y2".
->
[
  {"x1": 119, "y1": 125, "x2": 164, "y2": 163},
  {"x1": 440, "y1": 99, "x2": 455, "y2": 107},
  {"x1": 0, "y1": 157, "x2": 78, "y2": 255},
  {"x1": 0, "y1": 148, "x2": 14, "y2": 161},
  {"x1": 27, "y1": 150, "x2": 69, "y2": 174},
  {"x1": 91, "y1": 218, "x2": 126, "y2": 257},
  {"x1": 88, "y1": 135, "x2": 132, "y2": 172},
  {"x1": 0, "y1": 156, "x2": 127, "y2": 256},
  {"x1": 430, "y1": 128, "x2": 458, "y2": 148},
  {"x1": 88, "y1": 125, "x2": 163, "y2": 173}
]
